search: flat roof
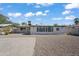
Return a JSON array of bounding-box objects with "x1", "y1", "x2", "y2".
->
[
  {"x1": 16, "y1": 25, "x2": 67, "y2": 28},
  {"x1": 31, "y1": 25, "x2": 67, "y2": 27}
]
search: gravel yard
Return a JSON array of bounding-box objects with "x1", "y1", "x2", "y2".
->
[
  {"x1": 0, "y1": 34, "x2": 79, "y2": 56},
  {"x1": 34, "y1": 35, "x2": 79, "y2": 56},
  {"x1": 0, "y1": 34, "x2": 36, "y2": 56}
]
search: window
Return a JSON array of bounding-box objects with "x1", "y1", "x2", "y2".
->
[
  {"x1": 20, "y1": 27, "x2": 26, "y2": 31},
  {"x1": 37, "y1": 26, "x2": 41, "y2": 32},
  {"x1": 48, "y1": 26, "x2": 51, "y2": 32},
  {"x1": 56, "y1": 28, "x2": 59, "y2": 31},
  {"x1": 37, "y1": 26, "x2": 53, "y2": 32},
  {"x1": 51, "y1": 27, "x2": 53, "y2": 32},
  {"x1": 37, "y1": 27, "x2": 39, "y2": 32}
]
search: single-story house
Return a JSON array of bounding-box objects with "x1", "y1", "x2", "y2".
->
[
  {"x1": 12, "y1": 24, "x2": 68, "y2": 35},
  {"x1": 30, "y1": 25, "x2": 68, "y2": 35}
]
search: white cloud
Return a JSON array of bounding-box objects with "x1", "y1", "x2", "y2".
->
[
  {"x1": 35, "y1": 11, "x2": 43, "y2": 16},
  {"x1": 35, "y1": 11, "x2": 47, "y2": 16},
  {"x1": 24, "y1": 12, "x2": 34, "y2": 17},
  {"x1": 35, "y1": 10, "x2": 49, "y2": 16},
  {"x1": 65, "y1": 15, "x2": 76, "y2": 20},
  {"x1": 8, "y1": 13, "x2": 13, "y2": 16},
  {"x1": 35, "y1": 5, "x2": 41, "y2": 8},
  {"x1": 24, "y1": 10, "x2": 49, "y2": 17},
  {"x1": 42, "y1": 13, "x2": 47, "y2": 16},
  {"x1": 52, "y1": 15, "x2": 76, "y2": 21},
  {"x1": 37, "y1": 3, "x2": 53, "y2": 6},
  {"x1": 8, "y1": 13, "x2": 22, "y2": 17},
  {"x1": 44, "y1": 10, "x2": 50, "y2": 13},
  {"x1": 15, "y1": 13, "x2": 22, "y2": 16},
  {"x1": 52, "y1": 17, "x2": 63, "y2": 20},
  {"x1": 65, "y1": 3, "x2": 79, "y2": 9},
  {"x1": 62, "y1": 10, "x2": 72, "y2": 15}
]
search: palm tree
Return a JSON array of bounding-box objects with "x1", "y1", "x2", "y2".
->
[{"x1": 74, "y1": 18, "x2": 79, "y2": 25}]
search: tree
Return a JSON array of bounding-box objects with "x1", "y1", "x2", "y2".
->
[
  {"x1": 74, "y1": 18, "x2": 79, "y2": 25},
  {"x1": 0, "y1": 14, "x2": 20, "y2": 27},
  {"x1": 0, "y1": 14, "x2": 12, "y2": 24},
  {"x1": 22, "y1": 22, "x2": 27, "y2": 25},
  {"x1": 11, "y1": 23, "x2": 20, "y2": 27},
  {"x1": 53, "y1": 24, "x2": 58, "y2": 26}
]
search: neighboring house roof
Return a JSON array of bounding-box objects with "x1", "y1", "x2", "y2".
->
[{"x1": 0, "y1": 24, "x2": 12, "y2": 27}]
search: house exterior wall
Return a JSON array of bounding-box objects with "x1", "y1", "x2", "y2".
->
[
  {"x1": 30, "y1": 26, "x2": 37, "y2": 34},
  {"x1": 12, "y1": 26, "x2": 68, "y2": 35},
  {"x1": 30, "y1": 26, "x2": 67, "y2": 35}
]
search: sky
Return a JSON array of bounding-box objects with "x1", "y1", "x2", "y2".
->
[{"x1": 0, "y1": 3, "x2": 79, "y2": 25}]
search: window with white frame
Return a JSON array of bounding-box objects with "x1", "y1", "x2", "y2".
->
[{"x1": 37, "y1": 26, "x2": 53, "y2": 32}]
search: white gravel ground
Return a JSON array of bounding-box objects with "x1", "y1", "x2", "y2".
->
[
  {"x1": 0, "y1": 34, "x2": 36, "y2": 56},
  {"x1": 34, "y1": 35, "x2": 79, "y2": 56},
  {"x1": 0, "y1": 34, "x2": 79, "y2": 56}
]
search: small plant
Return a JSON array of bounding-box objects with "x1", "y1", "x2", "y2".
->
[{"x1": 0, "y1": 26, "x2": 11, "y2": 35}]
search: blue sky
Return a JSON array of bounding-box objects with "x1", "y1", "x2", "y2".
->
[{"x1": 0, "y1": 3, "x2": 79, "y2": 25}]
